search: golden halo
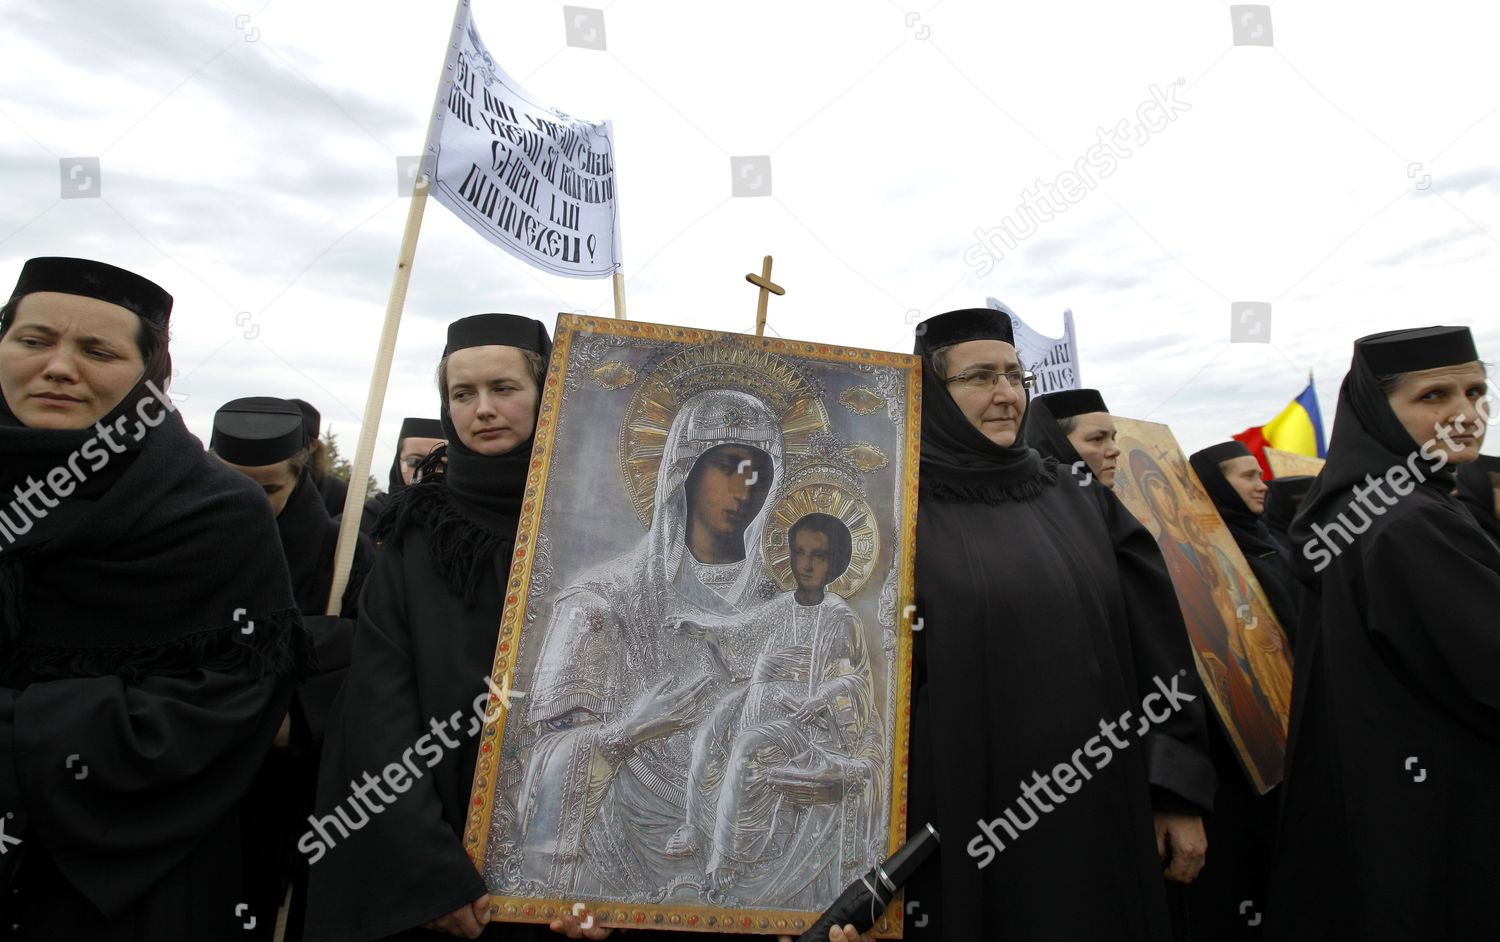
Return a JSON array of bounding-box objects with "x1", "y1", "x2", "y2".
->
[
  {"x1": 618, "y1": 341, "x2": 830, "y2": 528},
  {"x1": 760, "y1": 469, "x2": 880, "y2": 599}
]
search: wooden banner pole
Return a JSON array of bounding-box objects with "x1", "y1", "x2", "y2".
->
[
  {"x1": 322, "y1": 179, "x2": 431, "y2": 616},
  {"x1": 321, "y1": 0, "x2": 466, "y2": 619}
]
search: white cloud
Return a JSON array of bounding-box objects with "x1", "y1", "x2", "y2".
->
[{"x1": 3, "y1": 0, "x2": 1497, "y2": 478}]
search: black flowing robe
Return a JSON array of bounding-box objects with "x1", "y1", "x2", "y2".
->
[
  {"x1": 1262, "y1": 476, "x2": 1313, "y2": 557},
  {"x1": 1174, "y1": 454, "x2": 1302, "y2": 940},
  {"x1": 241, "y1": 470, "x2": 373, "y2": 942},
  {"x1": 1268, "y1": 485, "x2": 1500, "y2": 939},
  {"x1": 1267, "y1": 360, "x2": 1500, "y2": 940},
  {"x1": 359, "y1": 452, "x2": 405, "y2": 537},
  {"x1": 317, "y1": 472, "x2": 351, "y2": 520},
  {"x1": 304, "y1": 447, "x2": 538, "y2": 942},
  {"x1": 896, "y1": 318, "x2": 1215, "y2": 940},
  {"x1": 0, "y1": 402, "x2": 305, "y2": 940},
  {"x1": 905, "y1": 469, "x2": 1216, "y2": 941},
  {"x1": 1454, "y1": 457, "x2": 1500, "y2": 549}
]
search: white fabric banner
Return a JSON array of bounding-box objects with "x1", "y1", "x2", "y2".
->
[
  {"x1": 985, "y1": 298, "x2": 1080, "y2": 393},
  {"x1": 425, "y1": 1, "x2": 622, "y2": 278}
]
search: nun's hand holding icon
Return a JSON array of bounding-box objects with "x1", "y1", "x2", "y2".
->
[
  {"x1": 422, "y1": 892, "x2": 491, "y2": 938},
  {"x1": 549, "y1": 910, "x2": 613, "y2": 939}
]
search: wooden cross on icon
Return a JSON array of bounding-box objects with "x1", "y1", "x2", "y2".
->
[{"x1": 745, "y1": 255, "x2": 784, "y2": 337}]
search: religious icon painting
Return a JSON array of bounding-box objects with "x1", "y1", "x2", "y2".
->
[
  {"x1": 1263, "y1": 446, "x2": 1326, "y2": 479},
  {"x1": 1110, "y1": 417, "x2": 1294, "y2": 794},
  {"x1": 464, "y1": 315, "x2": 920, "y2": 936}
]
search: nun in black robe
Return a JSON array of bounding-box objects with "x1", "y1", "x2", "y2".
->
[
  {"x1": 213, "y1": 397, "x2": 375, "y2": 942},
  {"x1": 1260, "y1": 476, "x2": 1313, "y2": 556},
  {"x1": 1024, "y1": 387, "x2": 1117, "y2": 487},
  {"x1": 305, "y1": 314, "x2": 553, "y2": 942},
  {"x1": 0, "y1": 257, "x2": 307, "y2": 939},
  {"x1": 361, "y1": 417, "x2": 445, "y2": 537},
  {"x1": 1454, "y1": 454, "x2": 1500, "y2": 547},
  {"x1": 902, "y1": 309, "x2": 1216, "y2": 941},
  {"x1": 1168, "y1": 441, "x2": 1303, "y2": 941},
  {"x1": 1266, "y1": 326, "x2": 1500, "y2": 940},
  {"x1": 1188, "y1": 442, "x2": 1302, "y2": 647}
]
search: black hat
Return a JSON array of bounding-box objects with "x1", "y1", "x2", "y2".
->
[
  {"x1": 7, "y1": 256, "x2": 173, "y2": 326},
  {"x1": 398, "y1": 417, "x2": 445, "y2": 443},
  {"x1": 913, "y1": 307, "x2": 1014, "y2": 356},
  {"x1": 443, "y1": 313, "x2": 552, "y2": 358},
  {"x1": 1035, "y1": 388, "x2": 1108, "y2": 419},
  {"x1": 211, "y1": 397, "x2": 307, "y2": 467},
  {"x1": 1189, "y1": 440, "x2": 1260, "y2": 520},
  {"x1": 1356, "y1": 326, "x2": 1478, "y2": 375},
  {"x1": 1191, "y1": 440, "x2": 1254, "y2": 467},
  {"x1": 288, "y1": 398, "x2": 320, "y2": 446}
]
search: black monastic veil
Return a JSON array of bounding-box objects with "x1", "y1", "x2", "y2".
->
[
  {"x1": 903, "y1": 309, "x2": 1215, "y2": 941},
  {"x1": 305, "y1": 314, "x2": 550, "y2": 942},
  {"x1": 1269, "y1": 326, "x2": 1500, "y2": 940},
  {"x1": 1188, "y1": 441, "x2": 1303, "y2": 648},
  {"x1": 0, "y1": 257, "x2": 308, "y2": 940}
]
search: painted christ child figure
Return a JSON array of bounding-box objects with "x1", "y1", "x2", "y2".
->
[{"x1": 665, "y1": 512, "x2": 882, "y2": 904}]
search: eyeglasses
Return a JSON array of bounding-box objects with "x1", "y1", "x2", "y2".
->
[{"x1": 944, "y1": 367, "x2": 1036, "y2": 392}]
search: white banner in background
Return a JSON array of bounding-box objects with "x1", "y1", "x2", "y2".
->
[
  {"x1": 985, "y1": 298, "x2": 1080, "y2": 393},
  {"x1": 425, "y1": 2, "x2": 622, "y2": 278}
]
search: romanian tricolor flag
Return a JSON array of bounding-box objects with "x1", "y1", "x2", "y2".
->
[{"x1": 1234, "y1": 378, "x2": 1326, "y2": 478}]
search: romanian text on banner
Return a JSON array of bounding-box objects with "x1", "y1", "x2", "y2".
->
[
  {"x1": 425, "y1": 2, "x2": 621, "y2": 278},
  {"x1": 985, "y1": 297, "x2": 1081, "y2": 394}
]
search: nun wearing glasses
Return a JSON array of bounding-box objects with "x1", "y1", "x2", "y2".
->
[{"x1": 901, "y1": 308, "x2": 1215, "y2": 941}]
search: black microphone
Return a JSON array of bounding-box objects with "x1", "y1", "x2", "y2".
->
[{"x1": 795, "y1": 824, "x2": 940, "y2": 942}]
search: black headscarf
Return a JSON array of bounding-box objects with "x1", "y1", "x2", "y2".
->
[
  {"x1": 387, "y1": 417, "x2": 445, "y2": 495},
  {"x1": 276, "y1": 468, "x2": 370, "y2": 617},
  {"x1": 1455, "y1": 455, "x2": 1500, "y2": 546},
  {"x1": 1189, "y1": 441, "x2": 1265, "y2": 532},
  {"x1": 912, "y1": 307, "x2": 1054, "y2": 503},
  {"x1": 1289, "y1": 325, "x2": 1481, "y2": 575},
  {"x1": 0, "y1": 387, "x2": 303, "y2": 683},
  {"x1": 1190, "y1": 440, "x2": 1302, "y2": 638},
  {"x1": 378, "y1": 313, "x2": 551, "y2": 604},
  {"x1": 1025, "y1": 387, "x2": 1109, "y2": 469}
]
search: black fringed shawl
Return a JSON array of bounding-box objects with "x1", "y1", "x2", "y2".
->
[
  {"x1": 307, "y1": 433, "x2": 536, "y2": 942},
  {"x1": 912, "y1": 339, "x2": 1057, "y2": 504},
  {"x1": 278, "y1": 467, "x2": 371, "y2": 618},
  {"x1": 373, "y1": 430, "x2": 531, "y2": 607},
  {"x1": 0, "y1": 386, "x2": 305, "y2": 683}
]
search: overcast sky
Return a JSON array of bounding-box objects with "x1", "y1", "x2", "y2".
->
[{"x1": 4, "y1": 0, "x2": 1498, "y2": 482}]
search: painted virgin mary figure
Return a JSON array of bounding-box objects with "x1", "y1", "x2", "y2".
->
[
  {"x1": 511, "y1": 388, "x2": 790, "y2": 901},
  {"x1": 1132, "y1": 449, "x2": 1286, "y2": 772}
]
